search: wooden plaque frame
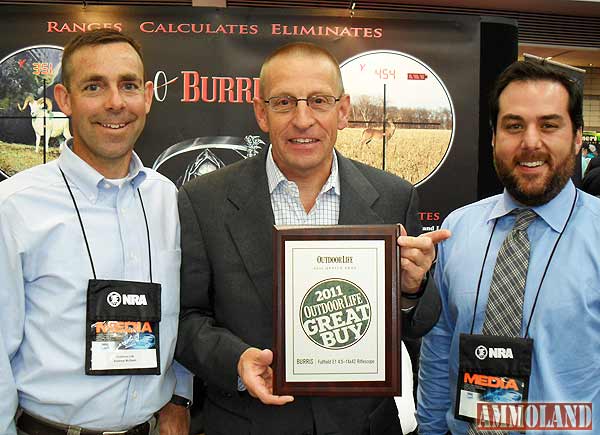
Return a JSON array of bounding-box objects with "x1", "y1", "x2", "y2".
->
[{"x1": 273, "y1": 224, "x2": 401, "y2": 396}]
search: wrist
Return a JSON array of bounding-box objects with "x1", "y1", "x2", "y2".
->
[
  {"x1": 169, "y1": 394, "x2": 192, "y2": 409},
  {"x1": 401, "y1": 273, "x2": 428, "y2": 300}
]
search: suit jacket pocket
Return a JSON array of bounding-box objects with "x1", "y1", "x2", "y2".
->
[
  {"x1": 205, "y1": 394, "x2": 251, "y2": 435},
  {"x1": 369, "y1": 398, "x2": 402, "y2": 435}
]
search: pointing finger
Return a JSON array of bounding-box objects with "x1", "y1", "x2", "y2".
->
[{"x1": 419, "y1": 229, "x2": 451, "y2": 245}]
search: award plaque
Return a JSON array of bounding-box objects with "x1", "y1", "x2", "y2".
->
[{"x1": 273, "y1": 224, "x2": 401, "y2": 396}]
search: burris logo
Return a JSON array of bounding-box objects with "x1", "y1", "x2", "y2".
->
[
  {"x1": 475, "y1": 345, "x2": 514, "y2": 360},
  {"x1": 106, "y1": 291, "x2": 147, "y2": 307},
  {"x1": 300, "y1": 278, "x2": 371, "y2": 349}
]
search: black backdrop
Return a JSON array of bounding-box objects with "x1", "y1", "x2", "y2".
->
[
  {"x1": 0, "y1": 5, "x2": 518, "y2": 433},
  {"x1": 0, "y1": 5, "x2": 517, "y2": 229}
]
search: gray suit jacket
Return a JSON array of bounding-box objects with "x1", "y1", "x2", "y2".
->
[{"x1": 176, "y1": 150, "x2": 440, "y2": 435}]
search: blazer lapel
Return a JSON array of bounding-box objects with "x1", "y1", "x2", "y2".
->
[
  {"x1": 337, "y1": 154, "x2": 384, "y2": 225},
  {"x1": 225, "y1": 152, "x2": 275, "y2": 310},
  {"x1": 223, "y1": 152, "x2": 384, "y2": 309}
]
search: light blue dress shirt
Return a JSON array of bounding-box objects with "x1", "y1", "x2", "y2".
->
[
  {"x1": 417, "y1": 181, "x2": 600, "y2": 435},
  {"x1": 0, "y1": 145, "x2": 192, "y2": 434}
]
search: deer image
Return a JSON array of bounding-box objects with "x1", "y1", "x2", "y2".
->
[
  {"x1": 360, "y1": 120, "x2": 396, "y2": 147},
  {"x1": 18, "y1": 95, "x2": 72, "y2": 153}
]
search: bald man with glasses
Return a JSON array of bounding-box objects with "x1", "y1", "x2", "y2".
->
[{"x1": 175, "y1": 42, "x2": 448, "y2": 435}]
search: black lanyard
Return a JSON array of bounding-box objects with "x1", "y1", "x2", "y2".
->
[
  {"x1": 59, "y1": 167, "x2": 154, "y2": 283},
  {"x1": 469, "y1": 191, "x2": 578, "y2": 338}
]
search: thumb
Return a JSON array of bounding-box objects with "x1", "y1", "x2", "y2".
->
[
  {"x1": 398, "y1": 223, "x2": 408, "y2": 237},
  {"x1": 257, "y1": 348, "x2": 274, "y2": 365}
]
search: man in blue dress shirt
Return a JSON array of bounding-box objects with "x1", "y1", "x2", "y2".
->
[
  {"x1": 0, "y1": 29, "x2": 192, "y2": 434},
  {"x1": 417, "y1": 61, "x2": 599, "y2": 434}
]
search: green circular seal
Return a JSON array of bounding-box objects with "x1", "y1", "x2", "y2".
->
[{"x1": 300, "y1": 278, "x2": 371, "y2": 350}]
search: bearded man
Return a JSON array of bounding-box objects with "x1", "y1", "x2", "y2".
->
[{"x1": 417, "y1": 60, "x2": 599, "y2": 435}]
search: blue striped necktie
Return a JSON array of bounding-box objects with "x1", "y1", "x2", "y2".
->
[{"x1": 468, "y1": 208, "x2": 537, "y2": 435}]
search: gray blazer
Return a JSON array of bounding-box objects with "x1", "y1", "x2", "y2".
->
[{"x1": 176, "y1": 150, "x2": 441, "y2": 435}]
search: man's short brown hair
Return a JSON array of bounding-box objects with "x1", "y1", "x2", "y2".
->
[
  {"x1": 259, "y1": 42, "x2": 345, "y2": 98},
  {"x1": 61, "y1": 28, "x2": 144, "y2": 88},
  {"x1": 489, "y1": 60, "x2": 583, "y2": 135}
]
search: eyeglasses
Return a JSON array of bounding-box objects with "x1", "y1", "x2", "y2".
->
[{"x1": 263, "y1": 95, "x2": 341, "y2": 113}]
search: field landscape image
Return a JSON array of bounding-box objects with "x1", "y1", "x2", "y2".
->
[
  {"x1": 337, "y1": 127, "x2": 451, "y2": 185},
  {"x1": 340, "y1": 50, "x2": 455, "y2": 185},
  {"x1": 0, "y1": 141, "x2": 60, "y2": 177}
]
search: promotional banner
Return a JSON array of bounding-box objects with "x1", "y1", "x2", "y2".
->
[
  {"x1": 0, "y1": 5, "x2": 481, "y2": 229},
  {"x1": 582, "y1": 131, "x2": 598, "y2": 176}
]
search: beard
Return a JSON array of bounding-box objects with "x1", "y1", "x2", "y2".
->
[{"x1": 494, "y1": 143, "x2": 576, "y2": 206}]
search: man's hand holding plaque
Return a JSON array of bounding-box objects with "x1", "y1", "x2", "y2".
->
[{"x1": 238, "y1": 347, "x2": 295, "y2": 406}]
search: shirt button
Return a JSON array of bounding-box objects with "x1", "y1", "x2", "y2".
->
[
  {"x1": 104, "y1": 182, "x2": 111, "y2": 189},
  {"x1": 132, "y1": 391, "x2": 138, "y2": 399}
]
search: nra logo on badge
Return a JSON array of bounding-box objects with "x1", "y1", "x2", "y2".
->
[
  {"x1": 106, "y1": 291, "x2": 148, "y2": 307},
  {"x1": 475, "y1": 345, "x2": 514, "y2": 360}
]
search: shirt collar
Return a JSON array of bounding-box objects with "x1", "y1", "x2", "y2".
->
[
  {"x1": 57, "y1": 140, "x2": 147, "y2": 203},
  {"x1": 265, "y1": 145, "x2": 340, "y2": 196},
  {"x1": 488, "y1": 180, "x2": 577, "y2": 233}
]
